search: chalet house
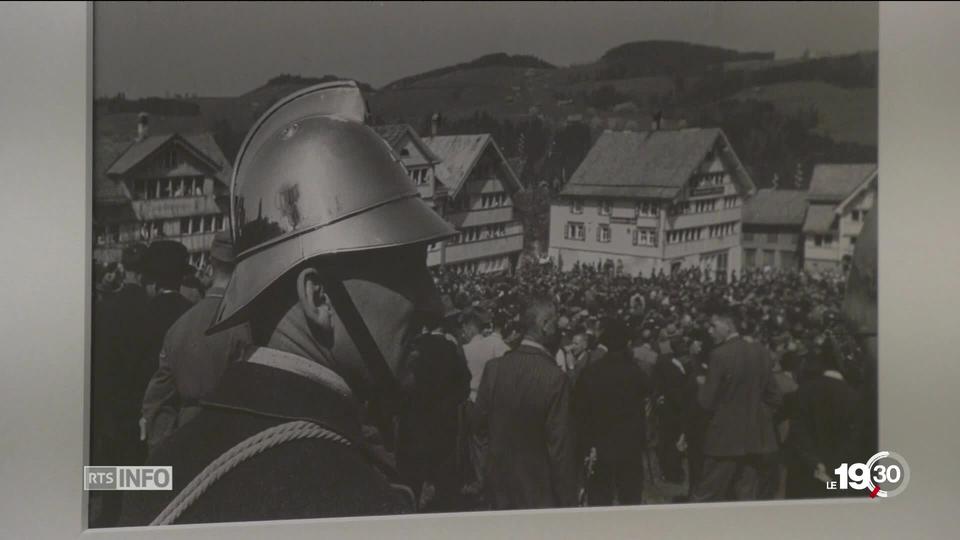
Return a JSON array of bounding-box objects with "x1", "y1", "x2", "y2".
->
[
  {"x1": 373, "y1": 124, "x2": 448, "y2": 211},
  {"x1": 422, "y1": 134, "x2": 525, "y2": 274},
  {"x1": 741, "y1": 188, "x2": 808, "y2": 270},
  {"x1": 802, "y1": 163, "x2": 878, "y2": 273},
  {"x1": 549, "y1": 127, "x2": 756, "y2": 279},
  {"x1": 93, "y1": 114, "x2": 232, "y2": 269}
]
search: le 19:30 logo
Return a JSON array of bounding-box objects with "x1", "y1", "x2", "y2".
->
[{"x1": 829, "y1": 451, "x2": 910, "y2": 498}]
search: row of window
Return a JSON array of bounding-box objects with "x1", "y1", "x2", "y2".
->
[
  {"x1": 665, "y1": 222, "x2": 738, "y2": 244},
  {"x1": 409, "y1": 167, "x2": 430, "y2": 187},
  {"x1": 569, "y1": 199, "x2": 660, "y2": 218},
  {"x1": 478, "y1": 192, "x2": 509, "y2": 209},
  {"x1": 744, "y1": 249, "x2": 799, "y2": 269},
  {"x1": 94, "y1": 214, "x2": 228, "y2": 246},
  {"x1": 450, "y1": 223, "x2": 510, "y2": 244},
  {"x1": 127, "y1": 176, "x2": 206, "y2": 200},
  {"x1": 448, "y1": 255, "x2": 510, "y2": 275},
  {"x1": 693, "y1": 172, "x2": 726, "y2": 188}
]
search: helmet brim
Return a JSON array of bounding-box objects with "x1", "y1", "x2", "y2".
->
[{"x1": 207, "y1": 193, "x2": 455, "y2": 335}]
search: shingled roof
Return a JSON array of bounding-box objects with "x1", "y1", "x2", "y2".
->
[
  {"x1": 802, "y1": 204, "x2": 837, "y2": 234},
  {"x1": 94, "y1": 113, "x2": 231, "y2": 206},
  {"x1": 807, "y1": 163, "x2": 877, "y2": 203},
  {"x1": 743, "y1": 188, "x2": 808, "y2": 226},
  {"x1": 561, "y1": 127, "x2": 754, "y2": 199},
  {"x1": 422, "y1": 134, "x2": 522, "y2": 197},
  {"x1": 373, "y1": 124, "x2": 441, "y2": 164}
]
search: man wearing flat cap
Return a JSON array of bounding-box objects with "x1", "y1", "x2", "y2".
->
[
  {"x1": 140, "y1": 232, "x2": 252, "y2": 452},
  {"x1": 90, "y1": 242, "x2": 149, "y2": 527}
]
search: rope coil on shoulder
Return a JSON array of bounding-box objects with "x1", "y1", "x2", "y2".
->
[{"x1": 151, "y1": 420, "x2": 351, "y2": 526}]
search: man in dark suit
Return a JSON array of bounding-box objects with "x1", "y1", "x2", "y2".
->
[
  {"x1": 395, "y1": 315, "x2": 471, "y2": 511},
  {"x1": 786, "y1": 344, "x2": 863, "y2": 499},
  {"x1": 476, "y1": 296, "x2": 578, "y2": 510},
  {"x1": 573, "y1": 318, "x2": 650, "y2": 505},
  {"x1": 90, "y1": 243, "x2": 149, "y2": 528},
  {"x1": 691, "y1": 299, "x2": 782, "y2": 502},
  {"x1": 653, "y1": 336, "x2": 691, "y2": 484},
  {"x1": 135, "y1": 241, "x2": 194, "y2": 454},
  {"x1": 140, "y1": 232, "x2": 252, "y2": 452}
]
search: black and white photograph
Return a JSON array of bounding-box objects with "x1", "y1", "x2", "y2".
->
[{"x1": 88, "y1": 1, "x2": 880, "y2": 528}]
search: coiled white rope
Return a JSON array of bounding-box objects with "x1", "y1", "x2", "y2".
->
[{"x1": 151, "y1": 420, "x2": 351, "y2": 526}]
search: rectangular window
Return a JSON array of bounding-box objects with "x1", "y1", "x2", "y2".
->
[
  {"x1": 565, "y1": 222, "x2": 585, "y2": 241},
  {"x1": 180, "y1": 217, "x2": 191, "y2": 235},
  {"x1": 636, "y1": 201, "x2": 660, "y2": 218},
  {"x1": 570, "y1": 199, "x2": 583, "y2": 214},
  {"x1": 767, "y1": 232, "x2": 778, "y2": 244},
  {"x1": 743, "y1": 231, "x2": 754, "y2": 242},
  {"x1": 598, "y1": 200, "x2": 612, "y2": 216},
  {"x1": 763, "y1": 250, "x2": 776, "y2": 267},
  {"x1": 745, "y1": 248, "x2": 756, "y2": 267},
  {"x1": 849, "y1": 236, "x2": 857, "y2": 247},
  {"x1": 598, "y1": 224, "x2": 611, "y2": 243},
  {"x1": 851, "y1": 210, "x2": 861, "y2": 222}
]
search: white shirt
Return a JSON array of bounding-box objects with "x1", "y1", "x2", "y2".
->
[{"x1": 464, "y1": 333, "x2": 510, "y2": 401}]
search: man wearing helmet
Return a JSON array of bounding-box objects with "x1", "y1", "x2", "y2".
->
[{"x1": 118, "y1": 82, "x2": 456, "y2": 526}]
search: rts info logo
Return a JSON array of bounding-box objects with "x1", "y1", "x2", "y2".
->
[
  {"x1": 827, "y1": 451, "x2": 910, "y2": 498},
  {"x1": 84, "y1": 466, "x2": 173, "y2": 491}
]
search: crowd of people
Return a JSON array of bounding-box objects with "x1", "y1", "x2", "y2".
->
[
  {"x1": 90, "y1": 240, "x2": 877, "y2": 523},
  {"x1": 390, "y1": 260, "x2": 878, "y2": 510}
]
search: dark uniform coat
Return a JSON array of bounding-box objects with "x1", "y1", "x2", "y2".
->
[
  {"x1": 118, "y1": 349, "x2": 413, "y2": 525},
  {"x1": 141, "y1": 287, "x2": 252, "y2": 450},
  {"x1": 475, "y1": 342, "x2": 578, "y2": 510}
]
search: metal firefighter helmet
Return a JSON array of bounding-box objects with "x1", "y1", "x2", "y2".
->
[{"x1": 209, "y1": 81, "x2": 455, "y2": 332}]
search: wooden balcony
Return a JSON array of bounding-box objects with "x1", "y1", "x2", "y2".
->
[{"x1": 443, "y1": 234, "x2": 524, "y2": 264}]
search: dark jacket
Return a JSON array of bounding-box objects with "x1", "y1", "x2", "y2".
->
[
  {"x1": 476, "y1": 342, "x2": 578, "y2": 509},
  {"x1": 786, "y1": 373, "x2": 863, "y2": 498},
  {"x1": 118, "y1": 352, "x2": 412, "y2": 525},
  {"x1": 91, "y1": 283, "x2": 149, "y2": 466},
  {"x1": 698, "y1": 337, "x2": 782, "y2": 457},
  {"x1": 396, "y1": 332, "x2": 471, "y2": 463},
  {"x1": 141, "y1": 287, "x2": 252, "y2": 450},
  {"x1": 138, "y1": 291, "x2": 193, "y2": 398},
  {"x1": 573, "y1": 349, "x2": 651, "y2": 462}
]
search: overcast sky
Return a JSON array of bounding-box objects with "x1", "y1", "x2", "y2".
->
[{"x1": 95, "y1": 1, "x2": 878, "y2": 99}]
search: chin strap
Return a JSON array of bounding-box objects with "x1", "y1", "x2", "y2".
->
[{"x1": 323, "y1": 277, "x2": 401, "y2": 403}]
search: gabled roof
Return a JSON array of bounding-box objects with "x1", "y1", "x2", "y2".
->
[
  {"x1": 422, "y1": 134, "x2": 522, "y2": 197},
  {"x1": 106, "y1": 133, "x2": 231, "y2": 183},
  {"x1": 836, "y1": 168, "x2": 878, "y2": 215},
  {"x1": 94, "y1": 113, "x2": 231, "y2": 206},
  {"x1": 373, "y1": 124, "x2": 441, "y2": 164},
  {"x1": 802, "y1": 204, "x2": 837, "y2": 234},
  {"x1": 94, "y1": 114, "x2": 202, "y2": 203},
  {"x1": 807, "y1": 163, "x2": 877, "y2": 203},
  {"x1": 743, "y1": 188, "x2": 808, "y2": 226},
  {"x1": 560, "y1": 127, "x2": 755, "y2": 199}
]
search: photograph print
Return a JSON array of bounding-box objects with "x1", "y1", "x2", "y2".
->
[{"x1": 88, "y1": 1, "x2": 880, "y2": 528}]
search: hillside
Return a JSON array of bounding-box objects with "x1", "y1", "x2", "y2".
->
[
  {"x1": 384, "y1": 53, "x2": 555, "y2": 90},
  {"x1": 732, "y1": 81, "x2": 877, "y2": 146},
  {"x1": 95, "y1": 40, "x2": 878, "y2": 190}
]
